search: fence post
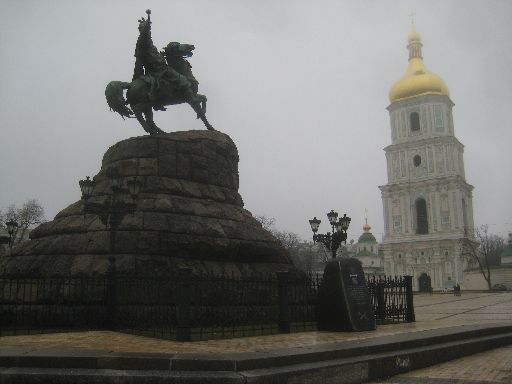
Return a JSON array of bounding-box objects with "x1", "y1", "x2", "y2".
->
[
  {"x1": 277, "y1": 271, "x2": 290, "y2": 333},
  {"x1": 404, "y1": 275, "x2": 415, "y2": 322},
  {"x1": 106, "y1": 256, "x2": 117, "y2": 330},
  {"x1": 376, "y1": 281, "x2": 386, "y2": 321},
  {"x1": 176, "y1": 267, "x2": 192, "y2": 341}
]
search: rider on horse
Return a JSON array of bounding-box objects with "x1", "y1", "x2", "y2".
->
[
  {"x1": 105, "y1": 10, "x2": 214, "y2": 134},
  {"x1": 133, "y1": 11, "x2": 199, "y2": 109}
]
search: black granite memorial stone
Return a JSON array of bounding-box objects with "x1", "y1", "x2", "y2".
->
[{"x1": 317, "y1": 258, "x2": 376, "y2": 331}]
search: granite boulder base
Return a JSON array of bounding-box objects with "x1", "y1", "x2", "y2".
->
[{"x1": 2, "y1": 130, "x2": 295, "y2": 277}]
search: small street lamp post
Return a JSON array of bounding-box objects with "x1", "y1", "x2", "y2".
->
[
  {"x1": 309, "y1": 210, "x2": 351, "y2": 259},
  {"x1": 5, "y1": 219, "x2": 19, "y2": 252},
  {"x1": 79, "y1": 168, "x2": 142, "y2": 253}
]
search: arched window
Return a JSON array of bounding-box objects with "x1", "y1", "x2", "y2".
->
[
  {"x1": 410, "y1": 112, "x2": 420, "y2": 132},
  {"x1": 416, "y1": 198, "x2": 429, "y2": 234}
]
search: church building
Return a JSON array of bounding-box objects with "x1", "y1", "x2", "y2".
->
[
  {"x1": 352, "y1": 219, "x2": 384, "y2": 277},
  {"x1": 379, "y1": 27, "x2": 476, "y2": 291}
]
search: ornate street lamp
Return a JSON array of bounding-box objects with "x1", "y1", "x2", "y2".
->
[
  {"x1": 5, "y1": 219, "x2": 19, "y2": 251},
  {"x1": 79, "y1": 170, "x2": 142, "y2": 254},
  {"x1": 79, "y1": 176, "x2": 95, "y2": 201},
  {"x1": 309, "y1": 210, "x2": 351, "y2": 259},
  {"x1": 126, "y1": 177, "x2": 142, "y2": 201},
  {"x1": 79, "y1": 169, "x2": 142, "y2": 224}
]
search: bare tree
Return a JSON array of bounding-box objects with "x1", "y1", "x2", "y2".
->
[
  {"x1": 254, "y1": 215, "x2": 300, "y2": 249},
  {"x1": 254, "y1": 215, "x2": 276, "y2": 232},
  {"x1": 2, "y1": 199, "x2": 46, "y2": 244},
  {"x1": 254, "y1": 214, "x2": 313, "y2": 271},
  {"x1": 272, "y1": 230, "x2": 300, "y2": 249},
  {"x1": 461, "y1": 225, "x2": 505, "y2": 290},
  {"x1": 289, "y1": 241, "x2": 333, "y2": 275}
]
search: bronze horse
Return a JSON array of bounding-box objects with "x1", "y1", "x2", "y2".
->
[{"x1": 105, "y1": 42, "x2": 214, "y2": 134}]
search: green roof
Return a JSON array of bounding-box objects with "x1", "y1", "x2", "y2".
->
[
  {"x1": 358, "y1": 232, "x2": 377, "y2": 243},
  {"x1": 500, "y1": 240, "x2": 512, "y2": 258}
]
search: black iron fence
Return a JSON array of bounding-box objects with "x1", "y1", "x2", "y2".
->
[
  {"x1": 367, "y1": 275, "x2": 415, "y2": 323},
  {"x1": 0, "y1": 262, "x2": 414, "y2": 341}
]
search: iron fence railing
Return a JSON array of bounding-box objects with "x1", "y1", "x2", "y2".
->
[
  {"x1": 366, "y1": 275, "x2": 415, "y2": 323},
  {"x1": 0, "y1": 261, "x2": 414, "y2": 340},
  {"x1": 0, "y1": 274, "x2": 109, "y2": 335}
]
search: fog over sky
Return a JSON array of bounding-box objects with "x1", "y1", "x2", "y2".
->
[{"x1": 1, "y1": 0, "x2": 511, "y2": 242}]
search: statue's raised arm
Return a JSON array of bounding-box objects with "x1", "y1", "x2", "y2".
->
[
  {"x1": 105, "y1": 9, "x2": 214, "y2": 135},
  {"x1": 133, "y1": 11, "x2": 168, "y2": 81}
]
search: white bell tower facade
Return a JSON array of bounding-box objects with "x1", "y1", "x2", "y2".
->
[{"x1": 379, "y1": 27, "x2": 475, "y2": 291}]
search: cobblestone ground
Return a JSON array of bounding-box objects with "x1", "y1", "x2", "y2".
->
[{"x1": 1, "y1": 291, "x2": 511, "y2": 375}]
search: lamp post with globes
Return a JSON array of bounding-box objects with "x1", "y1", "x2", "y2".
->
[
  {"x1": 5, "y1": 219, "x2": 19, "y2": 252},
  {"x1": 309, "y1": 210, "x2": 351, "y2": 259},
  {"x1": 79, "y1": 167, "x2": 142, "y2": 253}
]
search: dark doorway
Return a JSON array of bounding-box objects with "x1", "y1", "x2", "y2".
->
[
  {"x1": 418, "y1": 273, "x2": 432, "y2": 292},
  {"x1": 416, "y1": 198, "x2": 428, "y2": 234}
]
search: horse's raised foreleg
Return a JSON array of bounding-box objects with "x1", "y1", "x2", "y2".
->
[
  {"x1": 143, "y1": 107, "x2": 165, "y2": 135},
  {"x1": 197, "y1": 94, "x2": 207, "y2": 115},
  {"x1": 190, "y1": 102, "x2": 215, "y2": 131},
  {"x1": 131, "y1": 103, "x2": 165, "y2": 135}
]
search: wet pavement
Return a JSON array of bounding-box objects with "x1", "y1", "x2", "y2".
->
[{"x1": 366, "y1": 291, "x2": 512, "y2": 384}]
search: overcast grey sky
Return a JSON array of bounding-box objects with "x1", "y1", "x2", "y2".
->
[{"x1": 0, "y1": 0, "x2": 511, "y2": 242}]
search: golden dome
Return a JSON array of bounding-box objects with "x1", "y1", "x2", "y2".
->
[
  {"x1": 363, "y1": 223, "x2": 371, "y2": 232},
  {"x1": 389, "y1": 28, "x2": 450, "y2": 103}
]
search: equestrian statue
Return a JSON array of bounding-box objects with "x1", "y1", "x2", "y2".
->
[{"x1": 105, "y1": 10, "x2": 214, "y2": 134}]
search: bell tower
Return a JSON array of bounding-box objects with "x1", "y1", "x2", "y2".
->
[{"x1": 379, "y1": 27, "x2": 475, "y2": 290}]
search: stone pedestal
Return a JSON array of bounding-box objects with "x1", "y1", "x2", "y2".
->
[
  {"x1": 2, "y1": 130, "x2": 295, "y2": 277},
  {"x1": 317, "y1": 258, "x2": 376, "y2": 331}
]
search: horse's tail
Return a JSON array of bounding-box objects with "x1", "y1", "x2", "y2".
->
[{"x1": 105, "y1": 81, "x2": 133, "y2": 119}]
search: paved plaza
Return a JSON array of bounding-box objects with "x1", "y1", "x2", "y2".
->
[
  {"x1": 369, "y1": 344, "x2": 512, "y2": 383},
  {"x1": 0, "y1": 291, "x2": 511, "y2": 382},
  {"x1": 366, "y1": 291, "x2": 512, "y2": 384}
]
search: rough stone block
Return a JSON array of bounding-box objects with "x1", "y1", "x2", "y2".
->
[
  {"x1": 113, "y1": 158, "x2": 138, "y2": 176},
  {"x1": 47, "y1": 234, "x2": 89, "y2": 255},
  {"x1": 169, "y1": 196, "x2": 198, "y2": 215},
  {"x1": 179, "y1": 180, "x2": 203, "y2": 198},
  {"x1": 177, "y1": 140, "x2": 202, "y2": 156},
  {"x1": 158, "y1": 153, "x2": 178, "y2": 177},
  {"x1": 160, "y1": 178, "x2": 184, "y2": 195},
  {"x1": 137, "y1": 231, "x2": 160, "y2": 254},
  {"x1": 205, "y1": 186, "x2": 226, "y2": 202},
  {"x1": 90, "y1": 255, "x2": 111, "y2": 273},
  {"x1": 103, "y1": 137, "x2": 158, "y2": 164},
  {"x1": 113, "y1": 231, "x2": 139, "y2": 254},
  {"x1": 138, "y1": 158, "x2": 158, "y2": 176},
  {"x1": 191, "y1": 168, "x2": 209, "y2": 184},
  {"x1": 176, "y1": 153, "x2": 191, "y2": 179},
  {"x1": 118, "y1": 211, "x2": 144, "y2": 230},
  {"x1": 137, "y1": 197, "x2": 156, "y2": 211},
  {"x1": 201, "y1": 140, "x2": 218, "y2": 159},
  {"x1": 86, "y1": 231, "x2": 110, "y2": 254},
  {"x1": 158, "y1": 138, "x2": 177, "y2": 155},
  {"x1": 154, "y1": 197, "x2": 173, "y2": 211},
  {"x1": 69, "y1": 254, "x2": 94, "y2": 274},
  {"x1": 143, "y1": 212, "x2": 169, "y2": 231}
]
